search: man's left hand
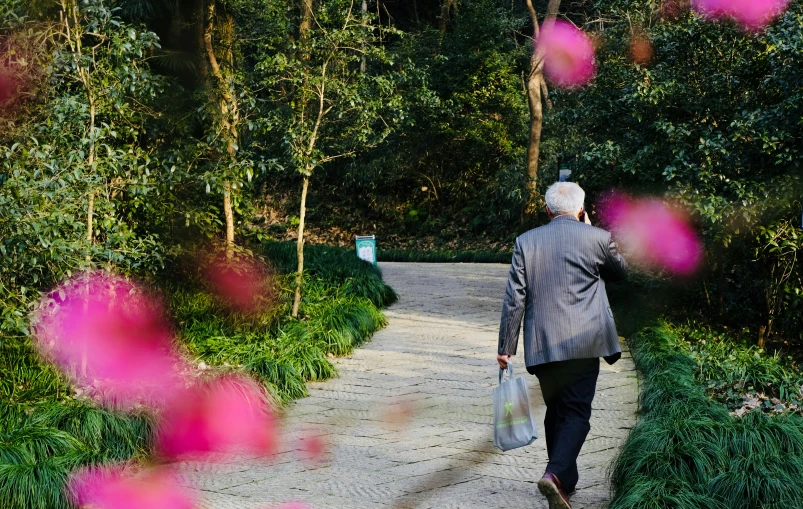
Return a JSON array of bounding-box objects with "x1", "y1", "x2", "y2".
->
[{"x1": 497, "y1": 354, "x2": 511, "y2": 369}]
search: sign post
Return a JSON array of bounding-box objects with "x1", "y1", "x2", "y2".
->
[
  {"x1": 559, "y1": 165, "x2": 572, "y2": 182},
  {"x1": 355, "y1": 235, "x2": 377, "y2": 265}
]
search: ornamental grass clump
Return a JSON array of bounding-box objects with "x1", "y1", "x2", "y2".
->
[
  {"x1": 173, "y1": 243, "x2": 394, "y2": 403},
  {"x1": 610, "y1": 324, "x2": 803, "y2": 509},
  {"x1": 0, "y1": 243, "x2": 396, "y2": 508}
]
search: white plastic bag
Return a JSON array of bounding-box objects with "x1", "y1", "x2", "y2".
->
[{"x1": 493, "y1": 362, "x2": 537, "y2": 451}]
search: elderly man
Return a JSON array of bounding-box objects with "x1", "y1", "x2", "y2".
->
[{"x1": 497, "y1": 182, "x2": 627, "y2": 509}]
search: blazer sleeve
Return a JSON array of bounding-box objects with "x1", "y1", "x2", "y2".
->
[
  {"x1": 600, "y1": 232, "x2": 628, "y2": 282},
  {"x1": 498, "y1": 237, "x2": 526, "y2": 356}
]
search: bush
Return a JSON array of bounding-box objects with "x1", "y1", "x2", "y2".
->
[
  {"x1": 610, "y1": 324, "x2": 803, "y2": 509},
  {"x1": 0, "y1": 337, "x2": 153, "y2": 509},
  {"x1": 0, "y1": 242, "x2": 396, "y2": 508},
  {"x1": 377, "y1": 248, "x2": 512, "y2": 264},
  {"x1": 173, "y1": 242, "x2": 395, "y2": 403}
]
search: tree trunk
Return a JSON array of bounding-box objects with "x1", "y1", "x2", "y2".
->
[
  {"x1": 223, "y1": 181, "x2": 235, "y2": 258},
  {"x1": 758, "y1": 321, "x2": 771, "y2": 350},
  {"x1": 716, "y1": 246, "x2": 725, "y2": 318},
  {"x1": 525, "y1": 70, "x2": 545, "y2": 219},
  {"x1": 204, "y1": 0, "x2": 239, "y2": 255},
  {"x1": 292, "y1": 176, "x2": 310, "y2": 318},
  {"x1": 300, "y1": 0, "x2": 312, "y2": 40},
  {"x1": 86, "y1": 191, "x2": 94, "y2": 256},
  {"x1": 439, "y1": 0, "x2": 453, "y2": 40},
  {"x1": 522, "y1": 0, "x2": 561, "y2": 224},
  {"x1": 360, "y1": 0, "x2": 368, "y2": 73}
]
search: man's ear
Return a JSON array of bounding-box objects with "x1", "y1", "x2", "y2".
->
[{"x1": 545, "y1": 205, "x2": 553, "y2": 219}]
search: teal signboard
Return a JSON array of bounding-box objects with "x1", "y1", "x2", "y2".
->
[{"x1": 355, "y1": 235, "x2": 377, "y2": 265}]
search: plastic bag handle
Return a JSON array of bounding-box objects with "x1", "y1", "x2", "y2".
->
[{"x1": 498, "y1": 362, "x2": 513, "y2": 385}]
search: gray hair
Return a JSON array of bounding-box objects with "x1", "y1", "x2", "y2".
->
[{"x1": 545, "y1": 182, "x2": 585, "y2": 216}]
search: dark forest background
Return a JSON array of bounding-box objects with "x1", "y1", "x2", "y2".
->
[{"x1": 0, "y1": 0, "x2": 801, "y2": 345}]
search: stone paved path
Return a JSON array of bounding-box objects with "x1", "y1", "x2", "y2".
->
[{"x1": 179, "y1": 263, "x2": 638, "y2": 509}]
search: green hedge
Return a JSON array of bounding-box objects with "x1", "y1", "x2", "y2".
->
[
  {"x1": 377, "y1": 248, "x2": 512, "y2": 264},
  {"x1": 175, "y1": 242, "x2": 397, "y2": 404},
  {"x1": 610, "y1": 324, "x2": 803, "y2": 509},
  {"x1": 0, "y1": 338, "x2": 153, "y2": 509},
  {"x1": 0, "y1": 242, "x2": 396, "y2": 508}
]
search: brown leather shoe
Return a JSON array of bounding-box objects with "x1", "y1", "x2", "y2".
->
[{"x1": 538, "y1": 472, "x2": 572, "y2": 509}]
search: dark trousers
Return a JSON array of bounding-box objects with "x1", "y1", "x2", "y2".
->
[{"x1": 527, "y1": 358, "x2": 600, "y2": 492}]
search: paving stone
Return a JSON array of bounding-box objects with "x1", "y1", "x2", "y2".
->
[{"x1": 181, "y1": 263, "x2": 638, "y2": 508}]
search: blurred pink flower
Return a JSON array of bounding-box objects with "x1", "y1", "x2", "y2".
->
[
  {"x1": 156, "y1": 375, "x2": 276, "y2": 460},
  {"x1": 203, "y1": 252, "x2": 275, "y2": 314},
  {"x1": 0, "y1": 73, "x2": 18, "y2": 105},
  {"x1": 691, "y1": 0, "x2": 732, "y2": 19},
  {"x1": 692, "y1": 0, "x2": 790, "y2": 31},
  {"x1": 69, "y1": 467, "x2": 195, "y2": 509},
  {"x1": 297, "y1": 432, "x2": 327, "y2": 464},
  {"x1": 730, "y1": 0, "x2": 791, "y2": 31},
  {"x1": 537, "y1": 20, "x2": 596, "y2": 88},
  {"x1": 599, "y1": 193, "x2": 702, "y2": 276},
  {"x1": 33, "y1": 272, "x2": 185, "y2": 408}
]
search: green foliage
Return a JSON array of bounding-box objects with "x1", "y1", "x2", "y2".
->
[
  {"x1": 670, "y1": 323, "x2": 803, "y2": 410},
  {"x1": 255, "y1": 0, "x2": 405, "y2": 179},
  {"x1": 377, "y1": 249, "x2": 512, "y2": 264},
  {"x1": 545, "y1": 1, "x2": 803, "y2": 340},
  {"x1": 0, "y1": 2, "x2": 169, "y2": 334},
  {"x1": 173, "y1": 242, "x2": 394, "y2": 403},
  {"x1": 261, "y1": 241, "x2": 398, "y2": 307},
  {"x1": 303, "y1": 0, "x2": 529, "y2": 238},
  {"x1": 611, "y1": 324, "x2": 803, "y2": 509},
  {"x1": 0, "y1": 338, "x2": 152, "y2": 509},
  {"x1": 755, "y1": 219, "x2": 803, "y2": 338}
]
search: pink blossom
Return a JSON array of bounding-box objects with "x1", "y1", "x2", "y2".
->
[
  {"x1": 598, "y1": 193, "x2": 702, "y2": 276},
  {"x1": 0, "y1": 73, "x2": 18, "y2": 105},
  {"x1": 156, "y1": 375, "x2": 277, "y2": 460},
  {"x1": 729, "y1": 0, "x2": 791, "y2": 31},
  {"x1": 297, "y1": 432, "x2": 327, "y2": 464},
  {"x1": 69, "y1": 467, "x2": 196, "y2": 509},
  {"x1": 692, "y1": 0, "x2": 790, "y2": 31},
  {"x1": 691, "y1": 0, "x2": 732, "y2": 20},
  {"x1": 32, "y1": 272, "x2": 185, "y2": 408},
  {"x1": 203, "y1": 251, "x2": 275, "y2": 314},
  {"x1": 537, "y1": 20, "x2": 596, "y2": 88}
]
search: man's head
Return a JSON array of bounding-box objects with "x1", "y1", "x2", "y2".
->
[{"x1": 545, "y1": 182, "x2": 585, "y2": 219}]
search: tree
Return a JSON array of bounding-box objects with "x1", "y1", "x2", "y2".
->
[
  {"x1": 0, "y1": 0, "x2": 168, "y2": 332},
  {"x1": 522, "y1": 0, "x2": 561, "y2": 223},
  {"x1": 258, "y1": 0, "x2": 403, "y2": 317},
  {"x1": 543, "y1": 0, "x2": 803, "y2": 342},
  {"x1": 202, "y1": 0, "x2": 240, "y2": 257}
]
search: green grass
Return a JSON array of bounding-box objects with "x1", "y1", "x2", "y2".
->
[
  {"x1": 174, "y1": 241, "x2": 395, "y2": 403},
  {"x1": 673, "y1": 323, "x2": 803, "y2": 406},
  {"x1": 0, "y1": 336, "x2": 153, "y2": 509},
  {"x1": 377, "y1": 248, "x2": 512, "y2": 264},
  {"x1": 0, "y1": 241, "x2": 396, "y2": 508},
  {"x1": 610, "y1": 324, "x2": 803, "y2": 509}
]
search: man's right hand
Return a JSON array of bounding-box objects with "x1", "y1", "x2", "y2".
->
[{"x1": 497, "y1": 354, "x2": 511, "y2": 369}]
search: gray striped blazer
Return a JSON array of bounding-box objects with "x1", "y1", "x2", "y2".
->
[{"x1": 498, "y1": 215, "x2": 628, "y2": 367}]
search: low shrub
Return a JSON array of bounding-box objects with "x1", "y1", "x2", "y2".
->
[
  {"x1": 0, "y1": 337, "x2": 153, "y2": 509},
  {"x1": 377, "y1": 248, "x2": 512, "y2": 264},
  {"x1": 173, "y1": 242, "x2": 394, "y2": 403},
  {"x1": 0, "y1": 242, "x2": 396, "y2": 508},
  {"x1": 673, "y1": 323, "x2": 803, "y2": 411},
  {"x1": 610, "y1": 324, "x2": 803, "y2": 509}
]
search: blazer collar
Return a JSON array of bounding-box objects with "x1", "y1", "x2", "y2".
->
[{"x1": 551, "y1": 214, "x2": 580, "y2": 223}]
